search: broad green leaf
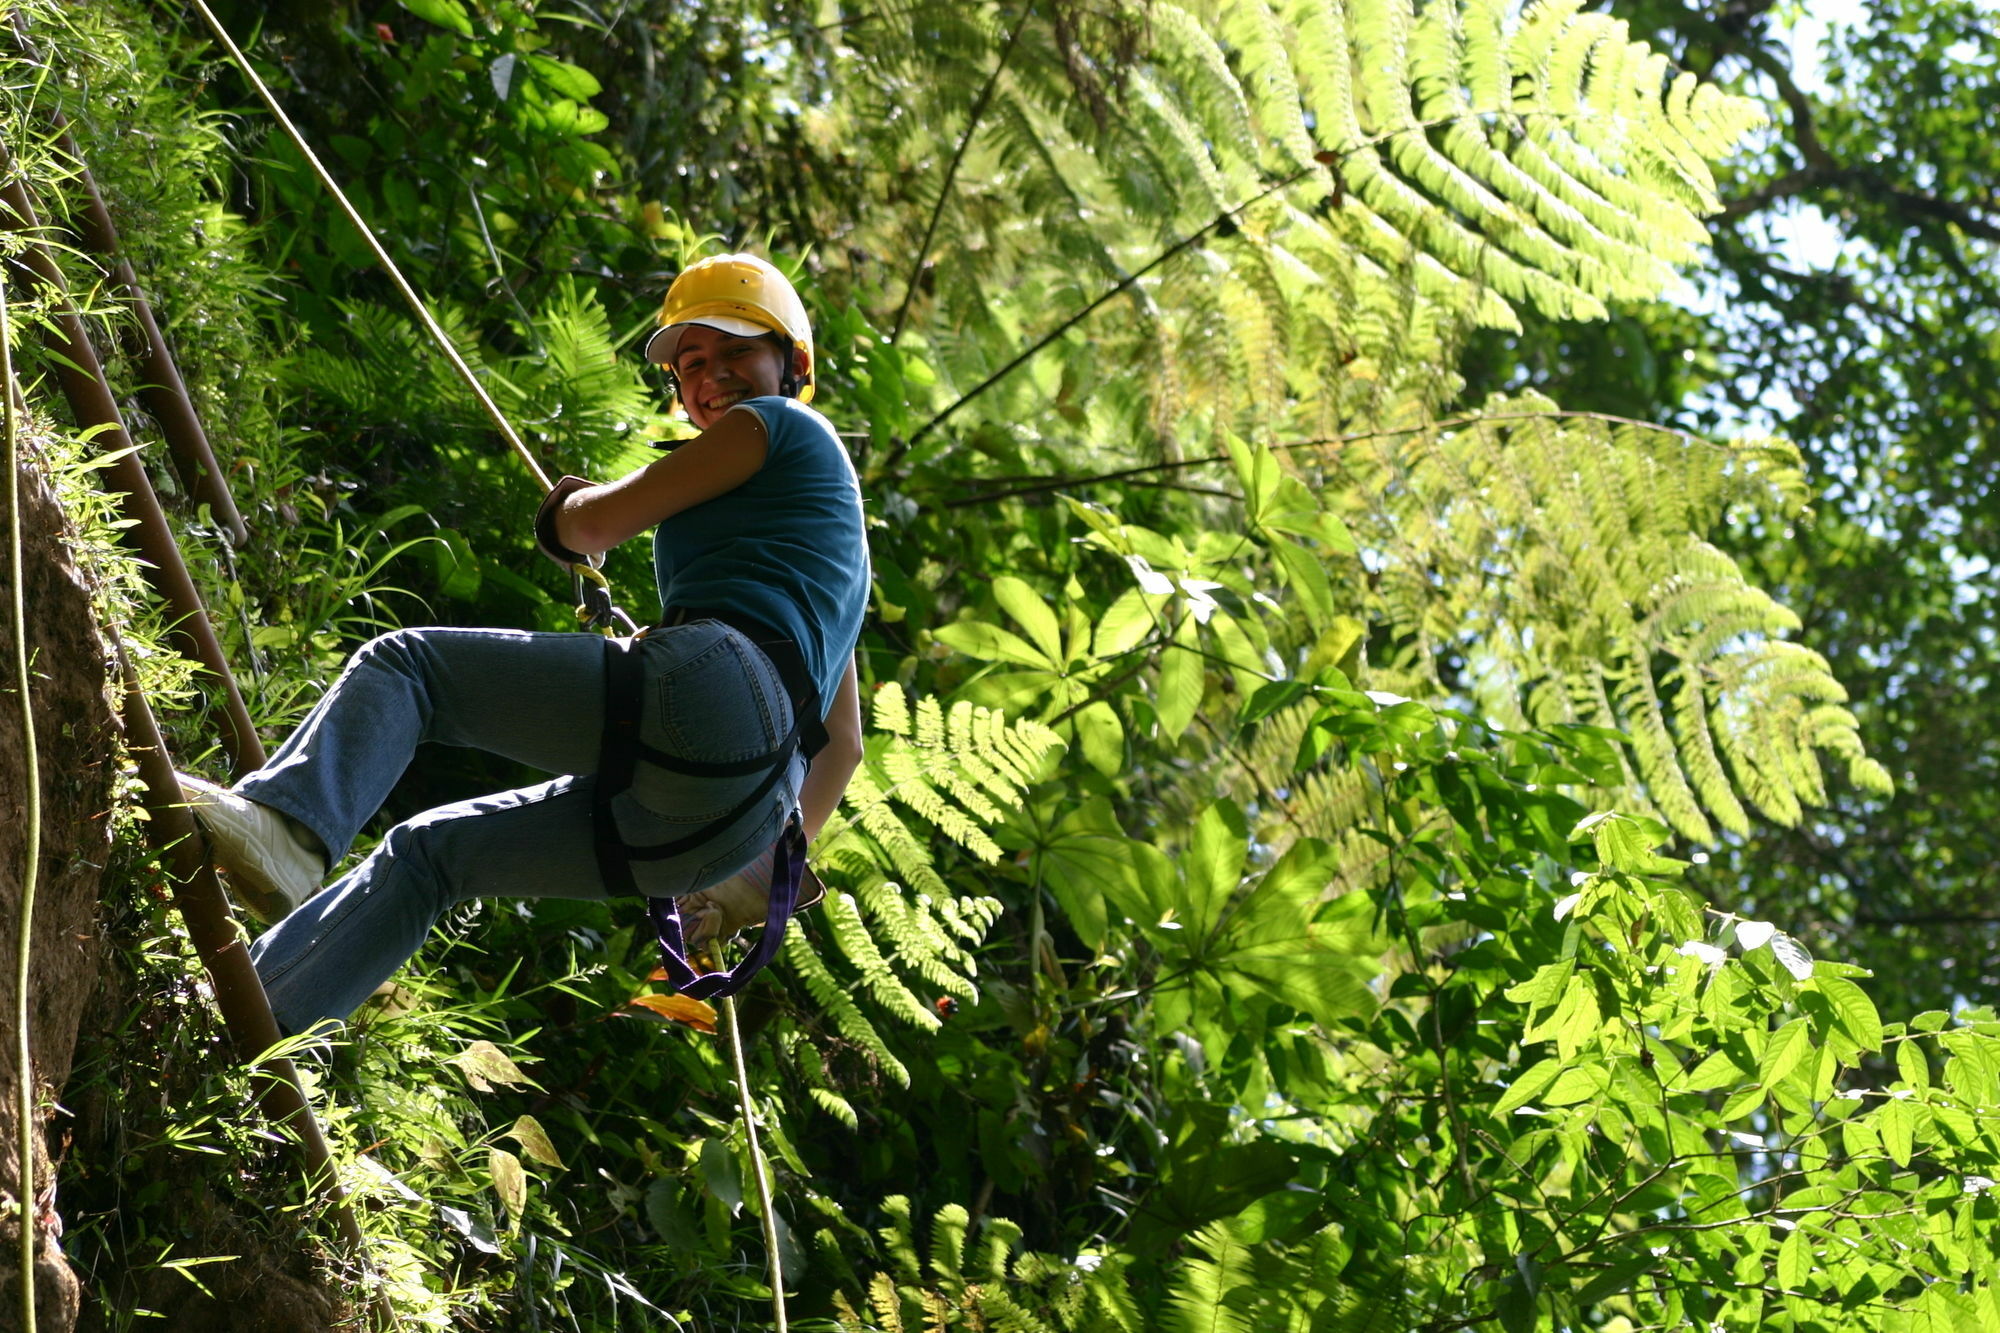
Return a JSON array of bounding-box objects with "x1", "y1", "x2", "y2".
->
[
  {"x1": 699, "y1": 1137, "x2": 743, "y2": 1215},
  {"x1": 1897, "y1": 1040, "x2": 1930, "y2": 1092},
  {"x1": 1271, "y1": 536, "x2": 1336, "y2": 624},
  {"x1": 993, "y1": 575, "x2": 1064, "y2": 663},
  {"x1": 1239, "y1": 679, "x2": 1313, "y2": 729},
  {"x1": 1717, "y1": 1085, "x2": 1765, "y2": 1121},
  {"x1": 1775, "y1": 1223, "x2": 1811, "y2": 1291},
  {"x1": 1040, "y1": 814, "x2": 1176, "y2": 946},
  {"x1": 1493, "y1": 1060, "x2": 1564, "y2": 1116},
  {"x1": 1184, "y1": 802, "x2": 1248, "y2": 939},
  {"x1": 1680, "y1": 1047, "x2": 1752, "y2": 1093},
  {"x1": 1223, "y1": 429, "x2": 1280, "y2": 519},
  {"x1": 1093, "y1": 588, "x2": 1164, "y2": 659},
  {"x1": 1580, "y1": 811, "x2": 1685, "y2": 876},
  {"x1": 400, "y1": 0, "x2": 474, "y2": 37},
  {"x1": 1877, "y1": 1097, "x2": 1917, "y2": 1167},
  {"x1": 1542, "y1": 1063, "x2": 1610, "y2": 1107},
  {"x1": 933, "y1": 619, "x2": 1055, "y2": 668},
  {"x1": 527, "y1": 54, "x2": 603, "y2": 100},
  {"x1": 1225, "y1": 839, "x2": 1339, "y2": 948},
  {"x1": 1506, "y1": 960, "x2": 1575, "y2": 1007},
  {"x1": 1759, "y1": 1019, "x2": 1813, "y2": 1090},
  {"x1": 1235, "y1": 954, "x2": 1376, "y2": 1026},
  {"x1": 1074, "y1": 701, "x2": 1125, "y2": 776},
  {"x1": 1157, "y1": 617, "x2": 1204, "y2": 740},
  {"x1": 1811, "y1": 975, "x2": 1883, "y2": 1055},
  {"x1": 644, "y1": 1180, "x2": 697, "y2": 1249},
  {"x1": 432, "y1": 527, "x2": 481, "y2": 600}
]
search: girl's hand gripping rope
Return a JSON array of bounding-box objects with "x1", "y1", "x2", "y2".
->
[{"x1": 678, "y1": 847, "x2": 776, "y2": 949}]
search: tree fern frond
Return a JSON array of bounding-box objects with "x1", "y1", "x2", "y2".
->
[
  {"x1": 1217, "y1": 0, "x2": 1322, "y2": 173},
  {"x1": 879, "y1": 1195, "x2": 924, "y2": 1286},
  {"x1": 929, "y1": 1203, "x2": 971, "y2": 1291},
  {"x1": 1152, "y1": 3, "x2": 1259, "y2": 168},
  {"x1": 1326, "y1": 396, "x2": 1883, "y2": 841}
]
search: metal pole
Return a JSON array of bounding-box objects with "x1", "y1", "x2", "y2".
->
[
  {"x1": 117, "y1": 648, "x2": 394, "y2": 1328},
  {"x1": 0, "y1": 151, "x2": 266, "y2": 778},
  {"x1": 49, "y1": 111, "x2": 251, "y2": 548}
]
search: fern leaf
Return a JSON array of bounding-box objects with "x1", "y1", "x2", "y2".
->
[
  {"x1": 929, "y1": 1203, "x2": 971, "y2": 1289},
  {"x1": 1161, "y1": 1220, "x2": 1257, "y2": 1333},
  {"x1": 825, "y1": 891, "x2": 942, "y2": 1031},
  {"x1": 785, "y1": 931, "x2": 912, "y2": 1087}
]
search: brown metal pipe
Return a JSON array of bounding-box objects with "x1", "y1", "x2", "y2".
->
[
  {"x1": 50, "y1": 112, "x2": 250, "y2": 548},
  {"x1": 0, "y1": 159, "x2": 265, "y2": 777},
  {"x1": 119, "y1": 648, "x2": 393, "y2": 1326}
]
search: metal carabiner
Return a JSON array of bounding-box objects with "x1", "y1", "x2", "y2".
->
[{"x1": 572, "y1": 562, "x2": 641, "y2": 637}]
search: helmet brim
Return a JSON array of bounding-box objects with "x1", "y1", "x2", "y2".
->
[{"x1": 643, "y1": 315, "x2": 776, "y2": 367}]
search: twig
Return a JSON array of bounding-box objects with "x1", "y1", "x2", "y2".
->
[
  {"x1": 889, "y1": 3, "x2": 1033, "y2": 346},
  {"x1": 933, "y1": 408, "x2": 1727, "y2": 506}
]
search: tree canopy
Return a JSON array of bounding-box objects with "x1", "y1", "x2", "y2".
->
[{"x1": 6, "y1": 0, "x2": 1999, "y2": 1329}]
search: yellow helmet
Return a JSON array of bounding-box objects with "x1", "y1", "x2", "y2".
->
[{"x1": 644, "y1": 252, "x2": 815, "y2": 404}]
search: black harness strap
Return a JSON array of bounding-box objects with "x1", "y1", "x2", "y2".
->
[{"x1": 591, "y1": 611, "x2": 826, "y2": 998}]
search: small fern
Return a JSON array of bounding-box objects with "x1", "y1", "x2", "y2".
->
[
  {"x1": 783, "y1": 928, "x2": 911, "y2": 1088},
  {"x1": 838, "y1": 1197, "x2": 1135, "y2": 1333},
  {"x1": 1161, "y1": 1221, "x2": 1257, "y2": 1333},
  {"x1": 785, "y1": 685, "x2": 1052, "y2": 1119}
]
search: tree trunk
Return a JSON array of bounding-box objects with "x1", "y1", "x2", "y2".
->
[{"x1": 0, "y1": 455, "x2": 116, "y2": 1333}]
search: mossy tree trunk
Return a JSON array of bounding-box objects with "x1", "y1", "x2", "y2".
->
[{"x1": 0, "y1": 456, "x2": 116, "y2": 1333}]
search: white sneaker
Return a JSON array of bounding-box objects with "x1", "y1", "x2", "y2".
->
[{"x1": 176, "y1": 773, "x2": 327, "y2": 923}]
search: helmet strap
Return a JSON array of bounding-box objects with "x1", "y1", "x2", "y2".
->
[{"x1": 769, "y1": 332, "x2": 804, "y2": 400}]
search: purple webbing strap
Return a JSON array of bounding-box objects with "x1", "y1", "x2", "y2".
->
[{"x1": 648, "y1": 818, "x2": 808, "y2": 1000}]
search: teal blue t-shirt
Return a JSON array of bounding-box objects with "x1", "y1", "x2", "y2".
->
[{"x1": 651, "y1": 397, "x2": 869, "y2": 713}]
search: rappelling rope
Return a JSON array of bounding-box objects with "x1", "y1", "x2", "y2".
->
[
  {"x1": 184, "y1": 0, "x2": 550, "y2": 492},
  {"x1": 4, "y1": 257, "x2": 42, "y2": 1333},
  {"x1": 724, "y1": 993, "x2": 789, "y2": 1331},
  {"x1": 181, "y1": 3, "x2": 788, "y2": 1319}
]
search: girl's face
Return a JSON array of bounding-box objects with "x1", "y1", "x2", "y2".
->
[{"x1": 672, "y1": 325, "x2": 795, "y2": 430}]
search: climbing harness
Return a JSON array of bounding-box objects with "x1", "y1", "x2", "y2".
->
[{"x1": 595, "y1": 609, "x2": 829, "y2": 998}]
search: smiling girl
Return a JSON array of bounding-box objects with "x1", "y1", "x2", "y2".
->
[{"x1": 180, "y1": 254, "x2": 869, "y2": 1031}]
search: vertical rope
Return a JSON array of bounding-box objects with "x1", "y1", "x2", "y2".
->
[
  {"x1": 181, "y1": 0, "x2": 553, "y2": 493},
  {"x1": 721, "y1": 996, "x2": 786, "y2": 1332},
  {"x1": 4, "y1": 261, "x2": 42, "y2": 1333}
]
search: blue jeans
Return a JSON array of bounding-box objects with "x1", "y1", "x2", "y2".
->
[{"x1": 238, "y1": 621, "x2": 803, "y2": 1032}]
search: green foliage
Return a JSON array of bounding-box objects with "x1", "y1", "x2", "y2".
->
[{"x1": 27, "y1": 0, "x2": 1982, "y2": 1330}]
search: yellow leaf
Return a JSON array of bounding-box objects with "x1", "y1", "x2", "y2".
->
[
  {"x1": 505, "y1": 1115, "x2": 566, "y2": 1170},
  {"x1": 448, "y1": 1040, "x2": 536, "y2": 1092},
  {"x1": 489, "y1": 1147, "x2": 527, "y2": 1221},
  {"x1": 627, "y1": 992, "x2": 718, "y2": 1033}
]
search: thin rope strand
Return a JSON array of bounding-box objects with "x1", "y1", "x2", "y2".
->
[
  {"x1": 722, "y1": 995, "x2": 787, "y2": 1332},
  {"x1": 184, "y1": 0, "x2": 553, "y2": 492},
  {"x1": 4, "y1": 262, "x2": 41, "y2": 1333}
]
